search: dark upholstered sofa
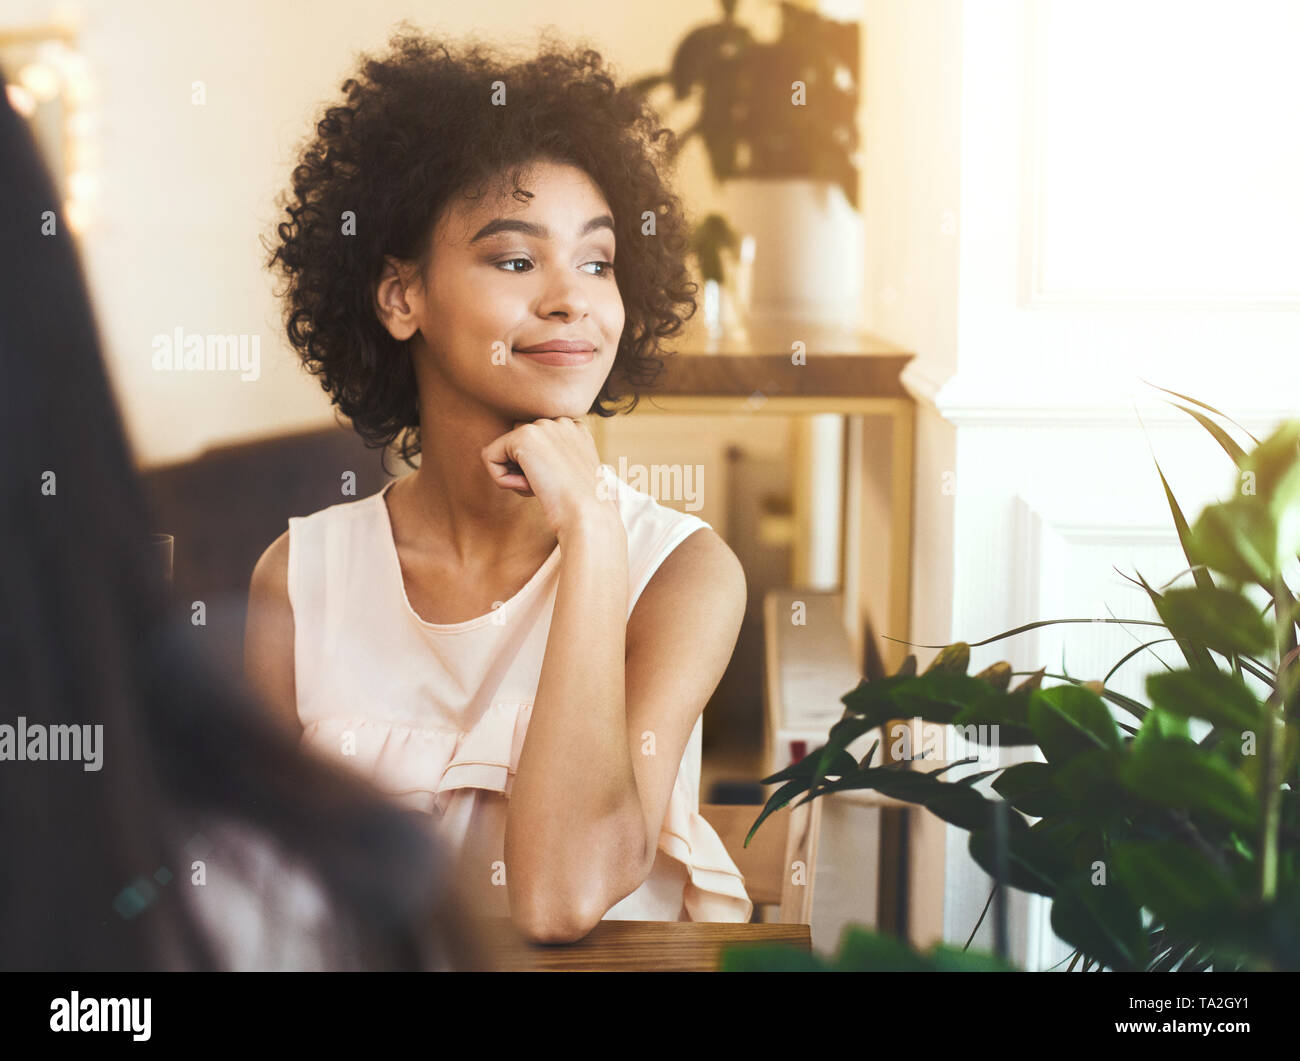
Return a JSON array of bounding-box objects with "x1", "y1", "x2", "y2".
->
[{"x1": 138, "y1": 423, "x2": 397, "y2": 678}]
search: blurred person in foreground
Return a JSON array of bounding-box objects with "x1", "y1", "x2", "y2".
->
[{"x1": 0, "y1": 71, "x2": 485, "y2": 972}]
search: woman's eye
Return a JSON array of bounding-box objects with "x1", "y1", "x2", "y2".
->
[{"x1": 495, "y1": 257, "x2": 614, "y2": 276}]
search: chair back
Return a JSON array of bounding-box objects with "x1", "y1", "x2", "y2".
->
[{"x1": 700, "y1": 799, "x2": 821, "y2": 924}]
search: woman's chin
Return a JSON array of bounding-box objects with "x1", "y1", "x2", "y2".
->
[{"x1": 510, "y1": 399, "x2": 598, "y2": 423}]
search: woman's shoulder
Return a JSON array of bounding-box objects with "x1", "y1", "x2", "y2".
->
[
  {"x1": 598, "y1": 462, "x2": 708, "y2": 531},
  {"x1": 274, "y1": 483, "x2": 390, "y2": 580},
  {"x1": 599, "y1": 461, "x2": 711, "y2": 557},
  {"x1": 250, "y1": 528, "x2": 291, "y2": 600},
  {"x1": 289, "y1": 483, "x2": 391, "y2": 531},
  {"x1": 252, "y1": 485, "x2": 387, "y2": 588},
  {"x1": 598, "y1": 462, "x2": 718, "y2": 607}
]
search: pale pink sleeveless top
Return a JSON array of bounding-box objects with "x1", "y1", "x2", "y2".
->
[{"x1": 286, "y1": 463, "x2": 753, "y2": 923}]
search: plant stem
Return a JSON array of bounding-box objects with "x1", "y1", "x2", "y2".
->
[
  {"x1": 1258, "y1": 575, "x2": 1293, "y2": 902},
  {"x1": 964, "y1": 886, "x2": 995, "y2": 951},
  {"x1": 1164, "y1": 808, "x2": 1230, "y2": 876}
]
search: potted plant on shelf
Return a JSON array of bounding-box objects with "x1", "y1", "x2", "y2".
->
[
  {"x1": 631, "y1": 0, "x2": 863, "y2": 335},
  {"x1": 723, "y1": 391, "x2": 1300, "y2": 971}
]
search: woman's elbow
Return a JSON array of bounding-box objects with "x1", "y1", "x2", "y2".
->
[
  {"x1": 508, "y1": 831, "x2": 648, "y2": 943},
  {"x1": 511, "y1": 898, "x2": 602, "y2": 944}
]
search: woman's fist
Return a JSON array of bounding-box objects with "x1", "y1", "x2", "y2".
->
[{"x1": 480, "y1": 417, "x2": 616, "y2": 536}]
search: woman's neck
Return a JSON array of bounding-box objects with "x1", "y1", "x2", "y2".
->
[{"x1": 390, "y1": 401, "x2": 557, "y2": 570}]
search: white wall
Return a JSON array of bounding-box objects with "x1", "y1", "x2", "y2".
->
[{"x1": 861, "y1": 0, "x2": 1300, "y2": 966}]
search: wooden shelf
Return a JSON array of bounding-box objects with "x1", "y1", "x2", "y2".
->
[{"x1": 654, "y1": 315, "x2": 915, "y2": 400}]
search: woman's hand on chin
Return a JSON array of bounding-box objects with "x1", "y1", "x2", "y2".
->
[{"x1": 480, "y1": 416, "x2": 618, "y2": 538}]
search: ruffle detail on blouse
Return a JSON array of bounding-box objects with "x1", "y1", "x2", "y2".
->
[
  {"x1": 300, "y1": 704, "x2": 754, "y2": 923},
  {"x1": 656, "y1": 796, "x2": 755, "y2": 924},
  {"x1": 299, "y1": 700, "x2": 534, "y2": 817}
]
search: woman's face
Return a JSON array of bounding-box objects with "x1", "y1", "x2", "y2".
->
[{"x1": 393, "y1": 158, "x2": 625, "y2": 424}]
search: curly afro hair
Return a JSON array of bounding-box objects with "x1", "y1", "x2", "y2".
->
[{"x1": 267, "y1": 27, "x2": 699, "y2": 468}]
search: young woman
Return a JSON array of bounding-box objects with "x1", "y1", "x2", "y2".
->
[
  {"x1": 248, "y1": 30, "x2": 754, "y2": 942},
  {"x1": 0, "y1": 68, "x2": 480, "y2": 971}
]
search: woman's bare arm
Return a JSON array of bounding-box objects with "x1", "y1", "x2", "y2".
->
[
  {"x1": 244, "y1": 530, "x2": 301, "y2": 737},
  {"x1": 484, "y1": 417, "x2": 746, "y2": 944},
  {"x1": 505, "y1": 513, "x2": 746, "y2": 944},
  {"x1": 504, "y1": 506, "x2": 642, "y2": 942}
]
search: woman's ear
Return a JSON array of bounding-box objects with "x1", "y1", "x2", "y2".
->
[{"x1": 374, "y1": 256, "x2": 420, "y2": 341}]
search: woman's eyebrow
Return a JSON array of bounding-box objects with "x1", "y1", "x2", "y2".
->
[{"x1": 469, "y1": 215, "x2": 615, "y2": 243}]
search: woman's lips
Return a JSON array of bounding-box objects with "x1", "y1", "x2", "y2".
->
[{"x1": 513, "y1": 346, "x2": 596, "y2": 366}]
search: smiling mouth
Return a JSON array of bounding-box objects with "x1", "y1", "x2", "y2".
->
[{"x1": 512, "y1": 348, "x2": 597, "y2": 366}]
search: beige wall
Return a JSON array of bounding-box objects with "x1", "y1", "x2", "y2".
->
[
  {"x1": 859, "y1": 0, "x2": 962, "y2": 672},
  {"x1": 852, "y1": 0, "x2": 963, "y2": 955},
  {"x1": 4, "y1": 0, "x2": 752, "y2": 467},
  {"x1": 857, "y1": 0, "x2": 963, "y2": 656}
]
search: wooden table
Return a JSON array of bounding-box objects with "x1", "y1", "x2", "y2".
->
[{"x1": 467, "y1": 917, "x2": 811, "y2": 972}]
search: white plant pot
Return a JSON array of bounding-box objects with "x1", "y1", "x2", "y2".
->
[{"x1": 722, "y1": 177, "x2": 864, "y2": 334}]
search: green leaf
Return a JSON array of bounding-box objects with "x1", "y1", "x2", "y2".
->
[
  {"x1": 923, "y1": 642, "x2": 970, "y2": 675},
  {"x1": 992, "y1": 761, "x2": 1072, "y2": 817},
  {"x1": 897, "y1": 670, "x2": 1007, "y2": 721},
  {"x1": 1143, "y1": 381, "x2": 1261, "y2": 446},
  {"x1": 837, "y1": 669, "x2": 992, "y2": 732},
  {"x1": 1050, "y1": 747, "x2": 1125, "y2": 811},
  {"x1": 717, "y1": 943, "x2": 833, "y2": 971},
  {"x1": 1140, "y1": 706, "x2": 1190, "y2": 741},
  {"x1": 1145, "y1": 668, "x2": 1262, "y2": 731},
  {"x1": 1241, "y1": 419, "x2": 1300, "y2": 502},
  {"x1": 831, "y1": 926, "x2": 931, "y2": 971},
  {"x1": 1268, "y1": 461, "x2": 1300, "y2": 567},
  {"x1": 1154, "y1": 586, "x2": 1274, "y2": 657},
  {"x1": 810, "y1": 719, "x2": 884, "y2": 790},
  {"x1": 1190, "y1": 499, "x2": 1279, "y2": 586},
  {"x1": 1213, "y1": 881, "x2": 1300, "y2": 969},
  {"x1": 1028, "y1": 685, "x2": 1121, "y2": 763},
  {"x1": 857, "y1": 737, "x2": 881, "y2": 768},
  {"x1": 1119, "y1": 736, "x2": 1259, "y2": 831},
  {"x1": 1110, "y1": 840, "x2": 1241, "y2": 931},
  {"x1": 814, "y1": 764, "x2": 1013, "y2": 834},
  {"x1": 919, "y1": 757, "x2": 983, "y2": 781},
  {"x1": 808, "y1": 763, "x2": 957, "y2": 810},
  {"x1": 760, "y1": 746, "x2": 858, "y2": 786},
  {"x1": 973, "y1": 661, "x2": 1014, "y2": 692},
  {"x1": 1168, "y1": 403, "x2": 1249, "y2": 467},
  {"x1": 1049, "y1": 871, "x2": 1146, "y2": 971},
  {"x1": 1272, "y1": 579, "x2": 1300, "y2": 719},
  {"x1": 812, "y1": 927, "x2": 1022, "y2": 971},
  {"x1": 950, "y1": 767, "x2": 1005, "y2": 788},
  {"x1": 837, "y1": 673, "x2": 914, "y2": 725},
  {"x1": 1103, "y1": 637, "x2": 1178, "y2": 688},
  {"x1": 1092, "y1": 683, "x2": 1152, "y2": 723},
  {"x1": 925, "y1": 944, "x2": 1019, "y2": 971},
  {"x1": 743, "y1": 778, "x2": 808, "y2": 846},
  {"x1": 915, "y1": 786, "x2": 1009, "y2": 833},
  {"x1": 947, "y1": 712, "x2": 1041, "y2": 747},
  {"x1": 1152, "y1": 455, "x2": 1221, "y2": 597},
  {"x1": 968, "y1": 824, "x2": 1066, "y2": 898},
  {"x1": 1132, "y1": 571, "x2": 1218, "y2": 674},
  {"x1": 1030, "y1": 815, "x2": 1107, "y2": 865},
  {"x1": 949, "y1": 673, "x2": 1045, "y2": 734}
]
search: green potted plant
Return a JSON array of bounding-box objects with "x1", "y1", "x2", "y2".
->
[
  {"x1": 724, "y1": 390, "x2": 1300, "y2": 971},
  {"x1": 685, "y1": 212, "x2": 748, "y2": 340},
  {"x1": 632, "y1": 0, "x2": 863, "y2": 334}
]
